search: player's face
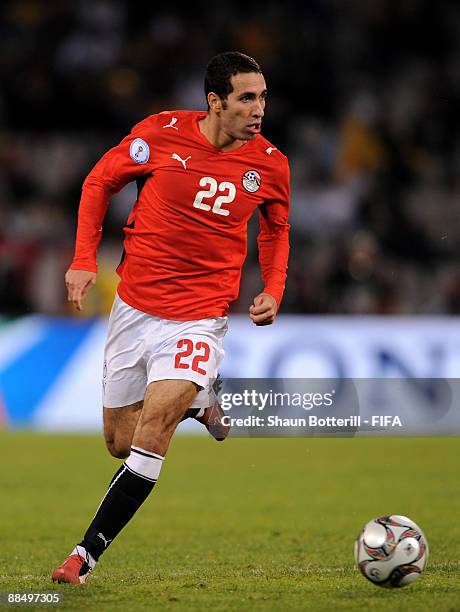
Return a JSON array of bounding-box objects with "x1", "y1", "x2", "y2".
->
[{"x1": 221, "y1": 72, "x2": 267, "y2": 141}]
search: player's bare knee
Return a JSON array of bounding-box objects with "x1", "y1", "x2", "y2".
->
[{"x1": 105, "y1": 437, "x2": 130, "y2": 459}]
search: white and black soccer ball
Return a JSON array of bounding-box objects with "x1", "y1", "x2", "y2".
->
[{"x1": 354, "y1": 515, "x2": 428, "y2": 588}]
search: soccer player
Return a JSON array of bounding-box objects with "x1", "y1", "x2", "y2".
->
[{"x1": 51, "y1": 51, "x2": 290, "y2": 584}]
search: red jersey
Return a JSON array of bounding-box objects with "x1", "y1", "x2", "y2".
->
[{"x1": 70, "y1": 110, "x2": 290, "y2": 320}]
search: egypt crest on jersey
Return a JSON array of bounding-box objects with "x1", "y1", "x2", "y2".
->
[{"x1": 242, "y1": 170, "x2": 261, "y2": 193}]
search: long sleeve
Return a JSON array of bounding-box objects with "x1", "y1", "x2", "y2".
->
[
  {"x1": 70, "y1": 117, "x2": 156, "y2": 272},
  {"x1": 257, "y1": 157, "x2": 290, "y2": 307}
]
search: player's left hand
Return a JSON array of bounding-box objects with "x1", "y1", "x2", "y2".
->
[{"x1": 249, "y1": 292, "x2": 278, "y2": 326}]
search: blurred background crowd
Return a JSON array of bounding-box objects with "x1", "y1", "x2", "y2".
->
[{"x1": 1, "y1": 0, "x2": 459, "y2": 317}]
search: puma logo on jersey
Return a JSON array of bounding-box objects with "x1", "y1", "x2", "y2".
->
[
  {"x1": 172, "y1": 153, "x2": 191, "y2": 169},
  {"x1": 266, "y1": 147, "x2": 277, "y2": 155},
  {"x1": 163, "y1": 117, "x2": 178, "y2": 129}
]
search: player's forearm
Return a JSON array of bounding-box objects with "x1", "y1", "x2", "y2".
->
[
  {"x1": 70, "y1": 176, "x2": 111, "y2": 272},
  {"x1": 257, "y1": 226, "x2": 290, "y2": 306}
]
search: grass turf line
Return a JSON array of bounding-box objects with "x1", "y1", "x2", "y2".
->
[{"x1": 0, "y1": 433, "x2": 459, "y2": 611}]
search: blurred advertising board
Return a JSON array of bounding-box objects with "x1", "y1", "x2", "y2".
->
[{"x1": 0, "y1": 315, "x2": 459, "y2": 433}]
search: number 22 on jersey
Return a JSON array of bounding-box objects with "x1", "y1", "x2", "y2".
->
[{"x1": 193, "y1": 177, "x2": 236, "y2": 216}]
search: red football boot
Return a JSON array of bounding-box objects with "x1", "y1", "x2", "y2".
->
[
  {"x1": 197, "y1": 399, "x2": 230, "y2": 441},
  {"x1": 51, "y1": 549, "x2": 93, "y2": 584}
]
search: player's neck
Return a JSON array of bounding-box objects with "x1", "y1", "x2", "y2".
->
[{"x1": 198, "y1": 114, "x2": 246, "y2": 152}]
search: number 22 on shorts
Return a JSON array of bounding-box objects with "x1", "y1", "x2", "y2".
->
[{"x1": 174, "y1": 339, "x2": 210, "y2": 375}]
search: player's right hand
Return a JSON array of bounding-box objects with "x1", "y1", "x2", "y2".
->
[{"x1": 65, "y1": 268, "x2": 96, "y2": 311}]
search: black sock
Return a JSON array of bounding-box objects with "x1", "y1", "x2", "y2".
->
[
  {"x1": 80, "y1": 447, "x2": 164, "y2": 560},
  {"x1": 180, "y1": 408, "x2": 201, "y2": 422}
]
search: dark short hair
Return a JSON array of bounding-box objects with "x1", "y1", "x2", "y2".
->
[{"x1": 204, "y1": 51, "x2": 262, "y2": 102}]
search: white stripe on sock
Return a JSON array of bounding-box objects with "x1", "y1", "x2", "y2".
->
[
  {"x1": 126, "y1": 447, "x2": 164, "y2": 481},
  {"x1": 93, "y1": 465, "x2": 127, "y2": 515},
  {"x1": 124, "y1": 463, "x2": 157, "y2": 482},
  {"x1": 195, "y1": 407, "x2": 206, "y2": 418},
  {"x1": 131, "y1": 446, "x2": 165, "y2": 461}
]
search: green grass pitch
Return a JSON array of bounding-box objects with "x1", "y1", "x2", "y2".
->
[{"x1": 0, "y1": 432, "x2": 459, "y2": 611}]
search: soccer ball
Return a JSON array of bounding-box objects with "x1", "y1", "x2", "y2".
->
[{"x1": 354, "y1": 515, "x2": 428, "y2": 588}]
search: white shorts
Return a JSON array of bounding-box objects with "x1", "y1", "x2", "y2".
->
[{"x1": 103, "y1": 294, "x2": 227, "y2": 410}]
